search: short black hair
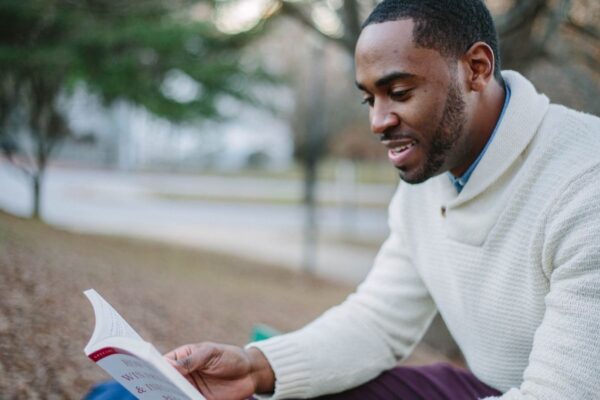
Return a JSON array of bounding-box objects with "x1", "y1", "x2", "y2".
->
[{"x1": 362, "y1": 0, "x2": 503, "y2": 82}]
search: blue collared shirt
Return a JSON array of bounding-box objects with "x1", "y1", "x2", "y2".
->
[{"x1": 448, "y1": 84, "x2": 511, "y2": 193}]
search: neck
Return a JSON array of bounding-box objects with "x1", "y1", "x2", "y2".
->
[{"x1": 450, "y1": 79, "x2": 506, "y2": 177}]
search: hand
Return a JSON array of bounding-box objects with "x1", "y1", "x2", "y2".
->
[{"x1": 165, "y1": 342, "x2": 275, "y2": 400}]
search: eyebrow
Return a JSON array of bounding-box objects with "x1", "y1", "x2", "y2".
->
[{"x1": 355, "y1": 71, "x2": 417, "y2": 91}]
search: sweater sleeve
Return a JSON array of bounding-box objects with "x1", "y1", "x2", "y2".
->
[
  {"x1": 483, "y1": 166, "x2": 600, "y2": 400},
  {"x1": 248, "y1": 190, "x2": 437, "y2": 399}
]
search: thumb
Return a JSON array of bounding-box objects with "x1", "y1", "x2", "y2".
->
[
  {"x1": 166, "y1": 344, "x2": 217, "y2": 375},
  {"x1": 165, "y1": 356, "x2": 182, "y2": 371}
]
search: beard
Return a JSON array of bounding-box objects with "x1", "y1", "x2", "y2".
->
[{"x1": 398, "y1": 79, "x2": 467, "y2": 184}]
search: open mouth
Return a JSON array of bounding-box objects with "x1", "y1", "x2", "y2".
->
[
  {"x1": 385, "y1": 138, "x2": 419, "y2": 168},
  {"x1": 390, "y1": 140, "x2": 417, "y2": 155}
]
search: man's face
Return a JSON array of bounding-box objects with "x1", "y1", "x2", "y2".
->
[{"x1": 355, "y1": 19, "x2": 471, "y2": 184}]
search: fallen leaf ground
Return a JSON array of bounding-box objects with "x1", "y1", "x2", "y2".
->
[{"x1": 0, "y1": 211, "x2": 451, "y2": 399}]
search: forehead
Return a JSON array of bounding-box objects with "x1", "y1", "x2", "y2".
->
[{"x1": 355, "y1": 19, "x2": 450, "y2": 87}]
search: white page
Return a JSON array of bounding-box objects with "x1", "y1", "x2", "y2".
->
[{"x1": 84, "y1": 289, "x2": 143, "y2": 352}]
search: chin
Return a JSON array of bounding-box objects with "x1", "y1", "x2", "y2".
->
[
  {"x1": 396, "y1": 167, "x2": 431, "y2": 185},
  {"x1": 396, "y1": 161, "x2": 447, "y2": 185}
]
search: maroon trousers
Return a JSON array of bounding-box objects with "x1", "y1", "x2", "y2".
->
[{"x1": 266, "y1": 363, "x2": 502, "y2": 400}]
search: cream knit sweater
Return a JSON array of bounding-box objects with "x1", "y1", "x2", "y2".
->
[{"x1": 250, "y1": 71, "x2": 600, "y2": 399}]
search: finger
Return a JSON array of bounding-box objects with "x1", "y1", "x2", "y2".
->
[
  {"x1": 169, "y1": 343, "x2": 219, "y2": 375},
  {"x1": 185, "y1": 373, "x2": 204, "y2": 394},
  {"x1": 164, "y1": 351, "x2": 205, "y2": 393},
  {"x1": 165, "y1": 356, "x2": 177, "y2": 367},
  {"x1": 164, "y1": 345, "x2": 196, "y2": 374},
  {"x1": 164, "y1": 349, "x2": 178, "y2": 362},
  {"x1": 180, "y1": 344, "x2": 217, "y2": 374}
]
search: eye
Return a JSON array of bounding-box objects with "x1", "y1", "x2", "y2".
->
[
  {"x1": 390, "y1": 88, "x2": 413, "y2": 101},
  {"x1": 361, "y1": 96, "x2": 374, "y2": 107}
]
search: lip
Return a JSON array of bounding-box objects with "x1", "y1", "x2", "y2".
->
[
  {"x1": 383, "y1": 138, "x2": 419, "y2": 168},
  {"x1": 381, "y1": 137, "x2": 416, "y2": 147}
]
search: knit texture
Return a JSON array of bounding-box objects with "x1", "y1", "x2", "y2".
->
[{"x1": 250, "y1": 71, "x2": 600, "y2": 399}]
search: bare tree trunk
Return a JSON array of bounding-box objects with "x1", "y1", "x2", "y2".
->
[
  {"x1": 303, "y1": 153, "x2": 318, "y2": 273},
  {"x1": 302, "y1": 40, "x2": 326, "y2": 274},
  {"x1": 340, "y1": 0, "x2": 362, "y2": 53},
  {"x1": 31, "y1": 170, "x2": 43, "y2": 220}
]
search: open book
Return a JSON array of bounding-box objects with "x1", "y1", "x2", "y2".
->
[{"x1": 84, "y1": 289, "x2": 205, "y2": 400}]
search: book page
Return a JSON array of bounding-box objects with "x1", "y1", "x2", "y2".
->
[{"x1": 84, "y1": 289, "x2": 143, "y2": 351}]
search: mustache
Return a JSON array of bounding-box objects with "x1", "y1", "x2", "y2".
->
[
  {"x1": 379, "y1": 130, "x2": 416, "y2": 142},
  {"x1": 379, "y1": 132, "x2": 393, "y2": 142}
]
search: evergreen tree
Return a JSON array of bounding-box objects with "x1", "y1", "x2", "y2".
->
[{"x1": 0, "y1": 0, "x2": 269, "y2": 219}]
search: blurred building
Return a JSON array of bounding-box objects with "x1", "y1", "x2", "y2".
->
[{"x1": 57, "y1": 84, "x2": 294, "y2": 172}]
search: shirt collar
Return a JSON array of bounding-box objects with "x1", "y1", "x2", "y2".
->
[{"x1": 448, "y1": 83, "x2": 511, "y2": 193}]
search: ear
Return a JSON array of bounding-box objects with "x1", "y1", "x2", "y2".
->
[{"x1": 461, "y1": 41, "x2": 495, "y2": 92}]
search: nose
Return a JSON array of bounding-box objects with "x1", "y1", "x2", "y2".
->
[{"x1": 370, "y1": 101, "x2": 400, "y2": 134}]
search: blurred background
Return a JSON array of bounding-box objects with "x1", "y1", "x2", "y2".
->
[{"x1": 0, "y1": 0, "x2": 598, "y2": 397}]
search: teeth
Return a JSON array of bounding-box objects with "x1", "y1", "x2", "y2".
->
[{"x1": 393, "y1": 141, "x2": 416, "y2": 153}]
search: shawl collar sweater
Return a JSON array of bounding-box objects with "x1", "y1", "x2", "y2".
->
[{"x1": 250, "y1": 71, "x2": 600, "y2": 399}]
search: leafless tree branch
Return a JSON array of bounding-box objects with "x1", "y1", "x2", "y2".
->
[
  {"x1": 496, "y1": 0, "x2": 548, "y2": 37},
  {"x1": 566, "y1": 17, "x2": 600, "y2": 40},
  {"x1": 277, "y1": 1, "x2": 352, "y2": 51},
  {"x1": 534, "y1": 0, "x2": 572, "y2": 56}
]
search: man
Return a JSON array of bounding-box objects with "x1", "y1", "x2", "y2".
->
[{"x1": 166, "y1": 0, "x2": 600, "y2": 398}]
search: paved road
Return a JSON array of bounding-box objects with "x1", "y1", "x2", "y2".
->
[{"x1": 0, "y1": 162, "x2": 397, "y2": 284}]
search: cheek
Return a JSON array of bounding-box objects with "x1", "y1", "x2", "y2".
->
[{"x1": 401, "y1": 92, "x2": 446, "y2": 134}]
